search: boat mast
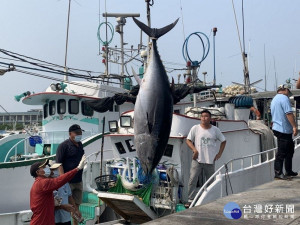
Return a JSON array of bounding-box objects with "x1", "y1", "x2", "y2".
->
[
  {"x1": 64, "y1": 0, "x2": 72, "y2": 82},
  {"x1": 264, "y1": 44, "x2": 267, "y2": 91},
  {"x1": 102, "y1": 13, "x2": 140, "y2": 87}
]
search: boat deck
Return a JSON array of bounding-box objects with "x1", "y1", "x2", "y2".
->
[{"x1": 145, "y1": 176, "x2": 300, "y2": 225}]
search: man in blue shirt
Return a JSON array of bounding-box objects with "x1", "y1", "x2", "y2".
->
[
  {"x1": 51, "y1": 163, "x2": 74, "y2": 225},
  {"x1": 271, "y1": 84, "x2": 298, "y2": 179},
  {"x1": 56, "y1": 124, "x2": 85, "y2": 225}
]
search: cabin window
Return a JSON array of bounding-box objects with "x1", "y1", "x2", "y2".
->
[
  {"x1": 68, "y1": 99, "x2": 79, "y2": 114},
  {"x1": 57, "y1": 99, "x2": 66, "y2": 114},
  {"x1": 81, "y1": 101, "x2": 94, "y2": 117},
  {"x1": 115, "y1": 142, "x2": 126, "y2": 154},
  {"x1": 164, "y1": 144, "x2": 173, "y2": 157},
  {"x1": 174, "y1": 109, "x2": 180, "y2": 114},
  {"x1": 125, "y1": 139, "x2": 136, "y2": 152},
  {"x1": 43, "y1": 104, "x2": 48, "y2": 118},
  {"x1": 49, "y1": 100, "x2": 56, "y2": 116}
]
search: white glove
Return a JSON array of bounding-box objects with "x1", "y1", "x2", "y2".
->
[{"x1": 77, "y1": 155, "x2": 87, "y2": 170}]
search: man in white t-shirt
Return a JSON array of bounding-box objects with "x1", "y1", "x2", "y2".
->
[{"x1": 186, "y1": 110, "x2": 226, "y2": 205}]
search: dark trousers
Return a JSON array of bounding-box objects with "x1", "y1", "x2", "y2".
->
[
  {"x1": 56, "y1": 221, "x2": 71, "y2": 225},
  {"x1": 273, "y1": 130, "x2": 294, "y2": 175}
]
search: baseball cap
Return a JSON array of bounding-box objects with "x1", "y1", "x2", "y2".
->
[
  {"x1": 277, "y1": 84, "x2": 292, "y2": 96},
  {"x1": 69, "y1": 124, "x2": 84, "y2": 133},
  {"x1": 30, "y1": 159, "x2": 49, "y2": 178},
  {"x1": 48, "y1": 160, "x2": 62, "y2": 169}
]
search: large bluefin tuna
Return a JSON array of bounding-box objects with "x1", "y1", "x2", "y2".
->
[{"x1": 133, "y1": 18, "x2": 179, "y2": 174}]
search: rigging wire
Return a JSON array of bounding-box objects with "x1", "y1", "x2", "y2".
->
[
  {"x1": 231, "y1": 0, "x2": 244, "y2": 58},
  {"x1": 0, "y1": 48, "x2": 103, "y2": 74},
  {"x1": 0, "y1": 61, "x2": 138, "y2": 88},
  {"x1": 98, "y1": 0, "x2": 101, "y2": 55},
  {"x1": 241, "y1": 0, "x2": 246, "y2": 53},
  {"x1": 179, "y1": 0, "x2": 186, "y2": 42},
  {"x1": 64, "y1": 0, "x2": 72, "y2": 81},
  {"x1": 0, "y1": 49, "x2": 104, "y2": 79},
  {"x1": 12, "y1": 68, "x2": 127, "y2": 93}
]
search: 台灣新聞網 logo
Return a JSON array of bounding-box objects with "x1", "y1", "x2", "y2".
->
[{"x1": 224, "y1": 202, "x2": 242, "y2": 219}]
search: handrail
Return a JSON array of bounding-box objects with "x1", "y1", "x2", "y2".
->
[
  {"x1": 39, "y1": 130, "x2": 93, "y2": 144},
  {"x1": 190, "y1": 135, "x2": 300, "y2": 208},
  {"x1": 4, "y1": 137, "x2": 31, "y2": 162}
]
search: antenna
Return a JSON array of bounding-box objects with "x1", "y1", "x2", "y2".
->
[
  {"x1": 264, "y1": 44, "x2": 267, "y2": 91},
  {"x1": 64, "y1": 0, "x2": 72, "y2": 82},
  {"x1": 212, "y1": 27, "x2": 217, "y2": 86},
  {"x1": 273, "y1": 56, "x2": 278, "y2": 89}
]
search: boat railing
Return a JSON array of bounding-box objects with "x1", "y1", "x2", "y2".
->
[
  {"x1": 190, "y1": 136, "x2": 300, "y2": 208},
  {"x1": 4, "y1": 137, "x2": 32, "y2": 162},
  {"x1": 39, "y1": 130, "x2": 93, "y2": 144},
  {"x1": 3, "y1": 131, "x2": 96, "y2": 163}
]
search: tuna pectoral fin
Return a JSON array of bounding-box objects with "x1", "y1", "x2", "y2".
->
[
  {"x1": 133, "y1": 17, "x2": 179, "y2": 39},
  {"x1": 146, "y1": 113, "x2": 153, "y2": 133},
  {"x1": 131, "y1": 66, "x2": 141, "y2": 85}
]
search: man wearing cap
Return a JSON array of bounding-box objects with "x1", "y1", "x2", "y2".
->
[
  {"x1": 271, "y1": 84, "x2": 298, "y2": 180},
  {"x1": 30, "y1": 155, "x2": 86, "y2": 225},
  {"x1": 56, "y1": 124, "x2": 85, "y2": 224}
]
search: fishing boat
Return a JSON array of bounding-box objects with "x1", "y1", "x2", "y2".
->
[{"x1": 1, "y1": 1, "x2": 300, "y2": 225}]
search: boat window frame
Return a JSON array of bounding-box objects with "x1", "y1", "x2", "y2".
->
[
  {"x1": 49, "y1": 100, "x2": 56, "y2": 116},
  {"x1": 68, "y1": 99, "x2": 79, "y2": 115},
  {"x1": 57, "y1": 99, "x2": 66, "y2": 114},
  {"x1": 81, "y1": 101, "x2": 94, "y2": 117},
  {"x1": 164, "y1": 144, "x2": 173, "y2": 157},
  {"x1": 43, "y1": 104, "x2": 48, "y2": 119}
]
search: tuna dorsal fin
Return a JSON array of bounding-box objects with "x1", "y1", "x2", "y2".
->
[
  {"x1": 146, "y1": 113, "x2": 153, "y2": 133},
  {"x1": 133, "y1": 17, "x2": 179, "y2": 39},
  {"x1": 131, "y1": 66, "x2": 141, "y2": 85}
]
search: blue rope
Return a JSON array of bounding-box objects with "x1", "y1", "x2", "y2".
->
[
  {"x1": 136, "y1": 160, "x2": 159, "y2": 185},
  {"x1": 182, "y1": 32, "x2": 210, "y2": 66}
]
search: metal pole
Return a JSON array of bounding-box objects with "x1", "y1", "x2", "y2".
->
[
  {"x1": 64, "y1": 0, "x2": 71, "y2": 81},
  {"x1": 100, "y1": 117, "x2": 106, "y2": 177},
  {"x1": 264, "y1": 44, "x2": 267, "y2": 91},
  {"x1": 193, "y1": 67, "x2": 197, "y2": 107},
  {"x1": 146, "y1": 0, "x2": 151, "y2": 70},
  {"x1": 120, "y1": 20, "x2": 125, "y2": 87},
  {"x1": 213, "y1": 28, "x2": 217, "y2": 86},
  {"x1": 105, "y1": 1, "x2": 109, "y2": 82}
]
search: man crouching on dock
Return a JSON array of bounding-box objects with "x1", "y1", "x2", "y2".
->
[{"x1": 29, "y1": 155, "x2": 86, "y2": 225}]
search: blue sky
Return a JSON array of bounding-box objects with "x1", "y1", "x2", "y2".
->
[{"x1": 0, "y1": 0, "x2": 299, "y2": 112}]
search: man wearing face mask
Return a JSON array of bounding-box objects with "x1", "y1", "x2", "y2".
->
[
  {"x1": 29, "y1": 155, "x2": 86, "y2": 225},
  {"x1": 56, "y1": 124, "x2": 85, "y2": 224}
]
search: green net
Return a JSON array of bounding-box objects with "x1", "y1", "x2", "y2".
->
[{"x1": 108, "y1": 175, "x2": 153, "y2": 206}]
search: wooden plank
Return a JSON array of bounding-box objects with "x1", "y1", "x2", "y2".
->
[{"x1": 98, "y1": 192, "x2": 157, "y2": 223}]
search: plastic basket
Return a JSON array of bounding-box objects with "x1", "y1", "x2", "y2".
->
[
  {"x1": 29, "y1": 136, "x2": 42, "y2": 147},
  {"x1": 95, "y1": 175, "x2": 117, "y2": 191}
]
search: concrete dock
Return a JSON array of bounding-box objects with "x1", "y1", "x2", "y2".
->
[{"x1": 145, "y1": 176, "x2": 300, "y2": 225}]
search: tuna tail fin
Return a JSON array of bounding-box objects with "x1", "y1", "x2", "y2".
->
[{"x1": 133, "y1": 17, "x2": 179, "y2": 39}]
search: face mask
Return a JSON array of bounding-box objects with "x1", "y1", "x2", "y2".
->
[
  {"x1": 43, "y1": 166, "x2": 51, "y2": 177},
  {"x1": 51, "y1": 169, "x2": 59, "y2": 178},
  {"x1": 74, "y1": 135, "x2": 82, "y2": 142}
]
